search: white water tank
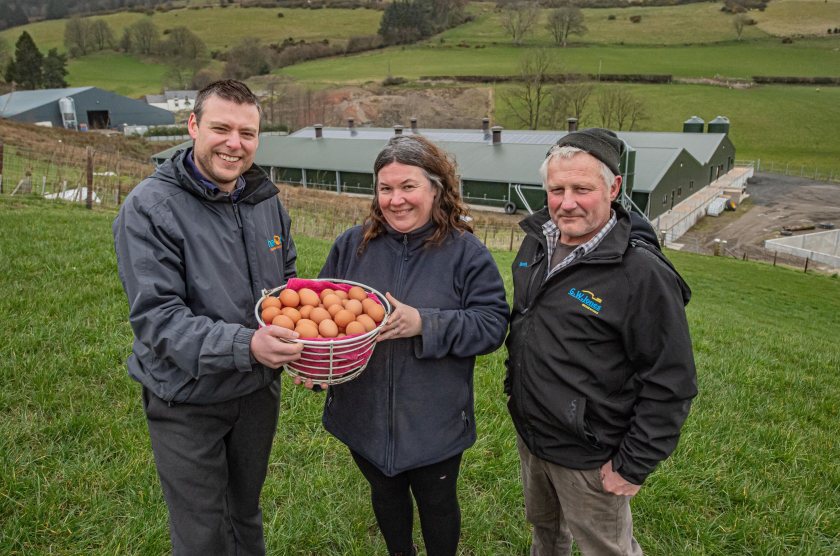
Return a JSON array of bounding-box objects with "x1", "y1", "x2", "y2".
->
[{"x1": 59, "y1": 97, "x2": 78, "y2": 130}]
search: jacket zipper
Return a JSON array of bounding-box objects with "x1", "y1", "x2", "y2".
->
[
  {"x1": 386, "y1": 234, "x2": 410, "y2": 472},
  {"x1": 232, "y1": 201, "x2": 257, "y2": 324}
]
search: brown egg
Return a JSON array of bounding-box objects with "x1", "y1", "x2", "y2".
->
[
  {"x1": 334, "y1": 290, "x2": 348, "y2": 300},
  {"x1": 298, "y1": 288, "x2": 320, "y2": 307},
  {"x1": 262, "y1": 296, "x2": 281, "y2": 310},
  {"x1": 327, "y1": 303, "x2": 344, "y2": 317},
  {"x1": 319, "y1": 288, "x2": 335, "y2": 301},
  {"x1": 356, "y1": 314, "x2": 376, "y2": 333},
  {"x1": 261, "y1": 306, "x2": 281, "y2": 324},
  {"x1": 321, "y1": 293, "x2": 342, "y2": 309},
  {"x1": 281, "y1": 306, "x2": 301, "y2": 324},
  {"x1": 344, "y1": 299, "x2": 363, "y2": 316},
  {"x1": 309, "y1": 307, "x2": 331, "y2": 324},
  {"x1": 348, "y1": 286, "x2": 367, "y2": 301},
  {"x1": 363, "y1": 299, "x2": 386, "y2": 323},
  {"x1": 333, "y1": 309, "x2": 356, "y2": 329},
  {"x1": 295, "y1": 319, "x2": 319, "y2": 339},
  {"x1": 272, "y1": 314, "x2": 295, "y2": 330},
  {"x1": 278, "y1": 288, "x2": 300, "y2": 308},
  {"x1": 299, "y1": 305, "x2": 313, "y2": 319},
  {"x1": 345, "y1": 321, "x2": 366, "y2": 335},
  {"x1": 318, "y1": 319, "x2": 339, "y2": 338}
]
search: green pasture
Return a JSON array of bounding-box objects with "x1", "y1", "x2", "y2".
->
[
  {"x1": 0, "y1": 6, "x2": 381, "y2": 54},
  {"x1": 493, "y1": 82, "x2": 840, "y2": 177},
  {"x1": 279, "y1": 37, "x2": 840, "y2": 83},
  {"x1": 1, "y1": 196, "x2": 838, "y2": 554},
  {"x1": 450, "y1": 1, "x2": 771, "y2": 46},
  {"x1": 66, "y1": 52, "x2": 172, "y2": 97}
]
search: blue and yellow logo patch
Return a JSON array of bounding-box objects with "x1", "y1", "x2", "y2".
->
[
  {"x1": 266, "y1": 234, "x2": 283, "y2": 252},
  {"x1": 568, "y1": 288, "x2": 603, "y2": 315}
]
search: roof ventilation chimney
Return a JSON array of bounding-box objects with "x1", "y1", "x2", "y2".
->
[
  {"x1": 567, "y1": 117, "x2": 578, "y2": 132},
  {"x1": 410, "y1": 117, "x2": 418, "y2": 133},
  {"x1": 314, "y1": 124, "x2": 323, "y2": 139},
  {"x1": 491, "y1": 125, "x2": 502, "y2": 145},
  {"x1": 394, "y1": 124, "x2": 403, "y2": 136},
  {"x1": 347, "y1": 118, "x2": 355, "y2": 129},
  {"x1": 482, "y1": 117, "x2": 490, "y2": 133}
]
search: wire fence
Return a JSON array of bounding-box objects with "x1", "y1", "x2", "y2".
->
[
  {"x1": 1, "y1": 142, "x2": 835, "y2": 273},
  {"x1": 0, "y1": 141, "x2": 152, "y2": 208},
  {"x1": 755, "y1": 160, "x2": 840, "y2": 184}
]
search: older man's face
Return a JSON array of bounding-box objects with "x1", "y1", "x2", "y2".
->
[{"x1": 545, "y1": 152, "x2": 621, "y2": 246}]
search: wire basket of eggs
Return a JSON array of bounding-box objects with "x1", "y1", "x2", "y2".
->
[{"x1": 255, "y1": 278, "x2": 391, "y2": 385}]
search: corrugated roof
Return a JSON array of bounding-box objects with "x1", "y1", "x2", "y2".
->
[
  {"x1": 0, "y1": 87, "x2": 93, "y2": 117},
  {"x1": 632, "y1": 148, "x2": 684, "y2": 193},
  {"x1": 152, "y1": 128, "x2": 728, "y2": 195}
]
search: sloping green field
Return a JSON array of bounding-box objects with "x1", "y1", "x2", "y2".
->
[{"x1": 1, "y1": 197, "x2": 838, "y2": 554}]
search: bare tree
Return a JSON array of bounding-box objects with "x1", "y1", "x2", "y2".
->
[
  {"x1": 89, "y1": 19, "x2": 115, "y2": 51},
  {"x1": 126, "y1": 18, "x2": 159, "y2": 55},
  {"x1": 733, "y1": 13, "x2": 749, "y2": 40},
  {"x1": 502, "y1": 49, "x2": 556, "y2": 130},
  {"x1": 546, "y1": 6, "x2": 587, "y2": 47},
  {"x1": 500, "y1": 1, "x2": 541, "y2": 46},
  {"x1": 161, "y1": 26, "x2": 208, "y2": 70},
  {"x1": 597, "y1": 87, "x2": 647, "y2": 131},
  {"x1": 64, "y1": 16, "x2": 92, "y2": 57}
]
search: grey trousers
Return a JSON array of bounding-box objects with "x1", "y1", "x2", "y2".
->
[
  {"x1": 143, "y1": 383, "x2": 281, "y2": 556},
  {"x1": 517, "y1": 436, "x2": 642, "y2": 556}
]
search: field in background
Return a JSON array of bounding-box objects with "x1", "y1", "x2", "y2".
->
[
  {"x1": 1, "y1": 197, "x2": 838, "y2": 554},
  {"x1": 492, "y1": 82, "x2": 840, "y2": 177}
]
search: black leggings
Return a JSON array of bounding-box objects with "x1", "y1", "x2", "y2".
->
[{"x1": 351, "y1": 450, "x2": 463, "y2": 556}]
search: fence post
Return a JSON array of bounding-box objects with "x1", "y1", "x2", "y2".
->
[
  {"x1": 509, "y1": 227, "x2": 515, "y2": 251},
  {"x1": 0, "y1": 141, "x2": 4, "y2": 194},
  {"x1": 804, "y1": 256, "x2": 809, "y2": 273},
  {"x1": 773, "y1": 251, "x2": 777, "y2": 266},
  {"x1": 86, "y1": 147, "x2": 94, "y2": 210}
]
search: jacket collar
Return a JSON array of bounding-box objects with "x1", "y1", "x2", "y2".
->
[
  {"x1": 520, "y1": 203, "x2": 631, "y2": 263},
  {"x1": 159, "y1": 148, "x2": 278, "y2": 205}
]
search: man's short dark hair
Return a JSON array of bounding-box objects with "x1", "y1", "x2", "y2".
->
[{"x1": 193, "y1": 80, "x2": 262, "y2": 124}]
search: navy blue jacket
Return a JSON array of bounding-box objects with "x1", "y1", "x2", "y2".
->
[
  {"x1": 113, "y1": 148, "x2": 296, "y2": 404},
  {"x1": 506, "y1": 205, "x2": 697, "y2": 485},
  {"x1": 319, "y1": 222, "x2": 509, "y2": 476}
]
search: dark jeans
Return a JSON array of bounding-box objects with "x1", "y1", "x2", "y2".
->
[
  {"x1": 143, "y1": 383, "x2": 280, "y2": 556},
  {"x1": 351, "y1": 450, "x2": 463, "y2": 556}
]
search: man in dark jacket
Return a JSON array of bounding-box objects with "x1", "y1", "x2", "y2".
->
[
  {"x1": 113, "y1": 80, "x2": 303, "y2": 555},
  {"x1": 505, "y1": 128, "x2": 697, "y2": 555}
]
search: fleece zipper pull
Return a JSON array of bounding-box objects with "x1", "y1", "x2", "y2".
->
[
  {"x1": 402, "y1": 234, "x2": 409, "y2": 261},
  {"x1": 232, "y1": 203, "x2": 243, "y2": 229}
]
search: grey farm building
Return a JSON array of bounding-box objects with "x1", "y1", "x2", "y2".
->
[
  {"x1": 0, "y1": 87, "x2": 174, "y2": 130},
  {"x1": 152, "y1": 117, "x2": 737, "y2": 223}
]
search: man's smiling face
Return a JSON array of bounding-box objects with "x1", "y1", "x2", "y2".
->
[{"x1": 187, "y1": 94, "x2": 260, "y2": 192}]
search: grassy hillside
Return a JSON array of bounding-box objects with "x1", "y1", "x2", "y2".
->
[
  {"x1": 494, "y1": 82, "x2": 840, "y2": 175},
  {"x1": 1, "y1": 196, "x2": 838, "y2": 554}
]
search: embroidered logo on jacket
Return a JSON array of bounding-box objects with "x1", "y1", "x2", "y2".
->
[
  {"x1": 568, "y1": 288, "x2": 603, "y2": 315},
  {"x1": 266, "y1": 234, "x2": 283, "y2": 252}
]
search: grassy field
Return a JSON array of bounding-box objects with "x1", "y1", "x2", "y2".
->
[
  {"x1": 279, "y1": 37, "x2": 840, "y2": 83},
  {"x1": 0, "y1": 6, "x2": 381, "y2": 53},
  {"x1": 1, "y1": 196, "x2": 838, "y2": 554},
  {"x1": 493, "y1": 82, "x2": 840, "y2": 176}
]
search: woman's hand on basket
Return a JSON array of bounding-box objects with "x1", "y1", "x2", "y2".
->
[
  {"x1": 250, "y1": 325, "x2": 304, "y2": 369},
  {"x1": 377, "y1": 293, "x2": 422, "y2": 342}
]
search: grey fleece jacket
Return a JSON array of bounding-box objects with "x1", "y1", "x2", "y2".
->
[
  {"x1": 113, "y1": 148, "x2": 296, "y2": 404},
  {"x1": 319, "y1": 222, "x2": 509, "y2": 476}
]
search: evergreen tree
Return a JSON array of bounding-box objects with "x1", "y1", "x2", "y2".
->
[
  {"x1": 4, "y1": 31, "x2": 44, "y2": 89},
  {"x1": 42, "y1": 48, "x2": 68, "y2": 88},
  {"x1": 378, "y1": 0, "x2": 432, "y2": 45}
]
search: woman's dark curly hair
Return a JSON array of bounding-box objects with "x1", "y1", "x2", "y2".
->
[{"x1": 359, "y1": 135, "x2": 472, "y2": 253}]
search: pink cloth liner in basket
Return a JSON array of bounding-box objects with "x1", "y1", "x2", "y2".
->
[{"x1": 275, "y1": 278, "x2": 386, "y2": 374}]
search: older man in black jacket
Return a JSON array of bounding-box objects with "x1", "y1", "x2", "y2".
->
[{"x1": 505, "y1": 128, "x2": 697, "y2": 555}]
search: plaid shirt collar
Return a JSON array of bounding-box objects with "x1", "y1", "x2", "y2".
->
[{"x1": 542, "y1": 210, "x2": 617, "y2": 279}]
